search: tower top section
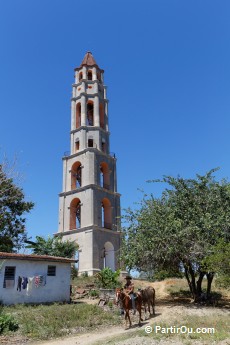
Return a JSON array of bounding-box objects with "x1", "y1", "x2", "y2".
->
[{"x1": 75, "y1": 51, "x2": 104, "y2": 72}]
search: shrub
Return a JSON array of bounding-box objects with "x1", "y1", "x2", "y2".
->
[
  {"x1": 88, "y1": 289, "x2": 99, "y2": 298},
  {"x1": 71, "y1": 265, "x2": 78, "y2": 279},
  {"x1": 81, "y1": 271, "x2": 88, "y2": 278},
  {"x1": 0, "y1": 313, "x2": 19, "y2": 334},
  {"x1": 153, "y1": 269, "x2": 184, "y2": 281},
  {"x1": 95, "y1": 268, "x2": 121, "y2": 289}
]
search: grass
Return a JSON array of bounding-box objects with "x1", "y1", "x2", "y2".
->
[
  {"x1": 138, "y1": 314, "x2": 230, "y2": 343},
  {"x1": 166, "y1": 278, "x2": 230, "y2": 307},
  {"x1": 99, "y1": 313, "x2": 230, "y2": 345},
  {"x1": 1, "y1": 302, "x2": 120, "y2": 340},
  {"x1": 1, "y1": 277, "x2": 229, "y2": 343},
  {"x1": 72, "y1": 275, "x2": 96, "y2": 288}
]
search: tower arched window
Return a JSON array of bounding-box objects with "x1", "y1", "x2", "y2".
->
[
  {"x1": 87, "y1": 70, "x2": 92, "y2": 80},
  {"x1": 101, "y1": 139, "x2": 106, "y2": 153},
  {"x1": 69, "y1": 198, "x2": 81, "y2": 230},
  {"x1": 100, "y1": 162, "x2": 110, "y2": 190},
  {"x1": 99, "y1": 103, "x2": 105, "y2": 129},
  {"x1": 76, "y1": 103, "x2": 81, "y2": 128},
  {"x1": 79, "y1": 72, "x2": 83, "y2": 81},
  {"x1": 101, "y1": 198, "x2": 112, "y2": 229},
  {"x1": 71, "y1": 162, "x2": 81, "y2": 189},
  {"x1": 103, "y1": 242, "x2": 115, "y2": 270},
  {"x1": 87, "y1": 101, "x2": 94, "y2": 126},
  {"x1": 97, "y1": 72, "x2": 101, "y2": 81}
]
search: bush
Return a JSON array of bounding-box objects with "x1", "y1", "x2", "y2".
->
[
  {"x1": 215, "y1": 274, "x2": 230, "y2": 290},
  {"x1": 0, "y1": 313, "x2": 19, "y2": 334},
  {"x1": 71, "y1": 265, "x2": 78, "y2": 279},
  {"x1": 153, "y1": 269, "x2": 184, "y2": 281},
  {"x1": 81, "y1": 271, "x2": 88, "y2": 278},
  {"x1": 88, "y1": 289, "x2": 99, "y2": 298},
  {"x1": 95, "y1": 268, "x2": 121, "y2": 289}
]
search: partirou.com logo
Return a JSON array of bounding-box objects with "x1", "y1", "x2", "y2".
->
[{"x1": 145, "y1": 325, "x2": 215, "y2": 335}]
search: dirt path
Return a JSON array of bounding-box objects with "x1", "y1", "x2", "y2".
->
[
  {"x1": 31, "y1": 323, "x2": 146, "y2": 345},
  {"x1": 2, "y1": 279, "x2": 230, "y2": 345},
  {"x1": 30, "y1": 304, "x2": 230, "y2": 345}
]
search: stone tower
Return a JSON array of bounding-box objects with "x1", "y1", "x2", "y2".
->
[{"x1": 57, "y1": 52, "x2": 121, "y2": 276}]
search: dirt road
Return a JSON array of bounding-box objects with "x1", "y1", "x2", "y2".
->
[
  {"x1": 31, "y1": 303, "x2": 229, "y2": 345},
  {"x1": 2, "y1": 279, "x2": 229, "y2": 345}
]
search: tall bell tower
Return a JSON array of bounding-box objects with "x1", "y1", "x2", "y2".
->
[{"x1": 57, "y1": 52, "x2": 121, "y2": 275}]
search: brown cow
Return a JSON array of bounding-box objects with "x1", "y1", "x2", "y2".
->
[{"x1": 140, "y1": 286, "x2": 155, "y2": 317}]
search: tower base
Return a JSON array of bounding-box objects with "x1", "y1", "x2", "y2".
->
[{"x1": 56, "y1": 226, "x2": 121, "y2": 275}]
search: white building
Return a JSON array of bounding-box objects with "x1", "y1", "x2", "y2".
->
[
  {"x1": 56, "y1": 52, "x2": 122, "y2": 276},
  {"x1": 0, "y1": 252, "x2": 76, "y2": 305}
]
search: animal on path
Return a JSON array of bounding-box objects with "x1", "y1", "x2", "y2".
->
[
  {"x1": 140, "y1": 286, "x2": 155, "y2": 317},
  {"x1": 115, "y1": 287, "x2": 143, "y2": 328}
]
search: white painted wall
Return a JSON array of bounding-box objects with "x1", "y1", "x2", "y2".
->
[{"x1": 0, "y1": 259, "x2": 71, "y2": 305}]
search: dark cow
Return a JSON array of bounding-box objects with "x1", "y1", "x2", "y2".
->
[{"x1": 140, "y1": 286, "x2": 155, "y2": 317}]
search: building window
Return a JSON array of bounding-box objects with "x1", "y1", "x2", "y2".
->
[
  {"x1": 76, "y1": 103, "x2": 81, "y2": 128},
  {"x1": 100, "y1": 162, "x2": 110, "y2": 189},
  {"x1": 101, "y1": 198, "x2": 112, "y2": 229},
  {"x1": 71, "y1": 162, "x2": 81, "y2": 189},
  {"x1": 88, "y1": 139, "x2": 94, "y2": 148},
  {"x1": 102, "y1": 141, "x2": 106, "y2": 153},
  {"x1": 79, "y1": 72, "x2": 83, "y2": 81},
  {"x1": 47, "y1": 266, "x2": 56, "y2": 276},
  {"x1": 97, "y1": 72, "x2": 101, "y2": 81},
  {"x1": 3, "y1": 266, "x2": 16, "y2": 288},
  {"x1": 75, "y1": 140, "x2": 80, "y2": 152},
  {"x1": 70, "y1": 198, "x2": 81, "y2": 229},
  {"x1": 87, "y1": 102, "x2": 94, "y2": 126},
  {"x1": 100, "y1": 103, "x2": 105, "y2": 129},
  {"x1": 88, "y1": 70, "x2": 92, "y2": 80}
]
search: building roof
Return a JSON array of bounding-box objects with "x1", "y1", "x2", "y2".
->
[
  {"x1": 0, "y1": 252, "x2": 78, "y2": 263},
  {"x1": 74, "y1": 51, "x2": 104, "y2": 72},
  {"x1": 81, "y1": 51, "x2": 98, "y2": 67}
]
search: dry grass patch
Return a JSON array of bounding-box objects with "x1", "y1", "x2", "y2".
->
[
  {"x1": 1, "y1": 302, "x2": 120, "y2": 340},
  {"x1": 140, "y1": 313, "x2": 230, "y2": 343}
]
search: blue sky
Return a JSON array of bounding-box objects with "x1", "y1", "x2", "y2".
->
[{"x1": 1, "y1": 1, "x2": 230, "y2": 244}]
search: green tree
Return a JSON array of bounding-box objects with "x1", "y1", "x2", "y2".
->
[
  {"x1": 122, "y1": 169, "x2": 230, "y2": 301},
  {"x1": 0, "y1": 164, "x2": 34, "y2": 252},
  {"x1": 25, "y1": 235, "x2": 78, "y2": 258},
  {"x1": 204, "y1": 239, "x2": 230, "y2": 289}
]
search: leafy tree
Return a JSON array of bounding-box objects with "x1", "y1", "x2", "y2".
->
[
  {"x1": 204, "y1": 239, "x2": 230, "y2": 289},
  {"x1": 25, "y1": 235, "x2": 78, "y2": 258},
  {"x1": 0, "y1": 164, "x2": 34, "y2": 252},
  {"x1": 122, "y1": 169, "x2": 230, "y2": 301}
]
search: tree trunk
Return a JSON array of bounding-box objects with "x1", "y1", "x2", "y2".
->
[
  {"x1": 183, "y1": 261, "x2": 197, "y2": 300},
  {"x1": 188, "y1": 263, "x2": 197, "y2": 300},
  {"x1": 196, "y1": 271, "x2": 205, "y2": 297},
  {"x1": 206, "y1": 272, "x2": 214, "y2": 297},
  {"x1": 184, "y1": 266, "x2": 193, "y2": 296}
]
